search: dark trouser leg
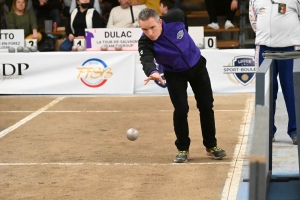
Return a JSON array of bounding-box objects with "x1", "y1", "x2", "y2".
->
[
  {"x1": 205, "y1": 0, "x2": 218, "y2": 23},
  {"x1": 189, "y1": 56, "x2": 217, "y2": 148},
  {"x1": 278, "y1": 58, "x2": 297, "y2": 137},
  {"x1": 164, "y1": 70, "x2": 190, "y2": 151},
  {"x1": 224, "y1": 0, "x2": 236, "y2": 22},
  {"x1": 49, "y1": 9, "x2": 61, "y2": 26},
  {"x1": 258, "y1": 45, "x2": 278, "y2": 135},
  {"x1": 272, "y1": 63, "x2": 279, "y2": 135}
]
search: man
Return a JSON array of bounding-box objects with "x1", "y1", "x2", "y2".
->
[
  {"x1": 138, "y1": 8, "x2": 226, "y2": 163},
  {"x1": 249, "y1": 0, "x2": 300, "y2": 145},
  {"x1": 159, "y1": 0, "x2": 174, "y2": 15},
  {"x1": 107, "y1": 0, "x2": 141, "y2": 28}
]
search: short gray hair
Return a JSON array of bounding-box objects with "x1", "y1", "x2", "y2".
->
[{"x1": 138, "y1": 8, "x2": 160, "y2": 22}]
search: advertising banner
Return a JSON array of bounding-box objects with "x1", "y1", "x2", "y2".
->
[
  {"x1": 0, "y1": 29, "x2": 25, "y2": 52},
  {"x1": 85, "y1": 28, "x2": 143, "y2": 51},
  {"x1": 0, "y1": 52, "x2": 135, "y2": 94}
]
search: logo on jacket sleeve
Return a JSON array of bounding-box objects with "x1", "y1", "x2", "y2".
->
[{"x1": 177, "y1": 30, "x2": 184, "y2": 39}]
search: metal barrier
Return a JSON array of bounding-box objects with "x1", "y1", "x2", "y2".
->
[
  {"x1": 249, "y1": 105, "x2": 271, "y2": 200},
  {"x1": 249, "y1": 51, "x2": 300, "y2": 200},
  {"x1": 293, "y1": 59, "x2": 300, "y2": 176}
]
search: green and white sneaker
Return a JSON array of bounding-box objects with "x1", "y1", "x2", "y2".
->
[
  {"x1": 206, "y1": 147, "x2": 226, "y2": 160},
  {"x1": 174, "y1": 150, "x2": 189, "y2": 163}
]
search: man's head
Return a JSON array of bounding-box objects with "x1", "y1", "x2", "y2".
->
[
  {"x1": 159, "y1": 0, "x2": 174, "y2": 15},
  {"x1": 118, "y1": 0, "x2": 130, "y2": 9},
  {"x1": 138, "y1": 8, "x2": 162, "y2": 41}
]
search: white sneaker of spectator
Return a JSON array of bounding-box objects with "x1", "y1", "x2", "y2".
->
[
  {"x1": 225, "y1": 20, "x2": 235, "y2": 29},
  {"x1": 207, "y1": 22, "x2": 219, "y2": 30}
]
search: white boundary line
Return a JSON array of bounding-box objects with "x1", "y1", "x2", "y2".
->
[
  {"x1": 0, "y1": 162, "x2": 231, "y2": 166},
  {"x1": 0, "y1": 97, "x2": 65, "y2": 139},
  {"x1": 0, "y1": 110, "x2": 247, "y2": 113},
  {"x1": 221, "y1": 96, "x2": 255, "y2": 200}
]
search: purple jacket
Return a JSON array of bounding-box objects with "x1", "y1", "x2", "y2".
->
[{"x1": 138, "y1": 9, "x2": 201, "y2": 76}]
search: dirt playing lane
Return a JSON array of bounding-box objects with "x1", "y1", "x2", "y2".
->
[{"x1": 0, "y1": 94, "x2": 253, "y2": 200}]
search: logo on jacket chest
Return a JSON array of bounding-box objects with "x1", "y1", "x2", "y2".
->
[{"x1": 177, "y1": 30, "x2": 184, "y2": 39}]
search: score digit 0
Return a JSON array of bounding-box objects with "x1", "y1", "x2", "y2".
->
[{"x1": 204, "y1": 37, "x2": 216, "y2": 49}]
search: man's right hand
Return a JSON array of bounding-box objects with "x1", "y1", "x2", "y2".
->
[{"x1": 144, "y1": 72, "x2": 165, "y2": 85}]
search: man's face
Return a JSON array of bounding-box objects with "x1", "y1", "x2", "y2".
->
[
  {"x1": 119, "y1": 0, "x2": 130, "y2": 9},
  {"x1": 139, "y1": 17, "x2": 162, "y2": 41},
  {"x1": 159, "y1": 3, "x2": 168, "y2": 15}
]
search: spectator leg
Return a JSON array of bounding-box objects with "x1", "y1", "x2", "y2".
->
[
  {"x1": 49, "y1": 9, "x2": 61, "y2": 26},
  {"x1": 204, "y1": 0, "x2": 218, "y2": 23},
  {"x1": 225, "y1": 0, "x2": 236, "y2": 22}
]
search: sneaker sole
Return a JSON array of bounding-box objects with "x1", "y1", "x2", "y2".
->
[
  {"x1": 207, "y1": 27, "x2": 219, "y2": 30},
  {"x1": 206, "y1": 153, "x2": 227, "y2": 160},
  {"x1": 173, "y1": 158, "x2": 188, "y2": 163}
]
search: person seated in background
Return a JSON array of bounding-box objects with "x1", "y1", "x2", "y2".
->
[
  {"x1": 130, "y1": 0, "x2": 160, "y2": 14},
  {"x1": 107, "y1": 0, "x2": 140, "y2": 28},
  {"x1": 60, "y1": 0, "x2": 102, "y2": 51},
  {"x1": 6, "y1": 0, "x2": 42, "y2": 41},
  {"x1": 205, "y1": 0, "x2": 238, "y2": 29},
  {"x1": 0, "y1": 0, "x2": 9, "y2": 29},
  {"x1": 32, "y1": 0, "x2": 61, "y2": 26},
  {"x1": 99, "y1": 0, "x2": 118, "y2": 27},
  {"x1": 68, "y1": 0, "x2": 101, "y2": 16},
  {"x1": 101, "y1": 0, "x2": 118, "y2": 12},
  {"x1": 159, "y1": 0, "x2": 174, "y2": 15}
]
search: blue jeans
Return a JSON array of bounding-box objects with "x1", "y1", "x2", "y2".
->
[{"x1": 60, "y1": 39, "x2": 73, "y2": 51}]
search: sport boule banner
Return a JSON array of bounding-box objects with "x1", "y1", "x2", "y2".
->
[
  {"x1": 85, "y1": 28, "x2": 143, "y2": 51},
  {"x1": 0, "y1": 29, "x2": 25, "y2": 52},
  {"x1": 0, "y1": 51, "x2": 136, "y2": 94}
]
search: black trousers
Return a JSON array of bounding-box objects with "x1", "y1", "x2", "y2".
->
[
  {"x1": 204, "y1": 0, "x2": 237, "y2": 23},
  {"x1": 164, "y1": 56, "x2": 217, "y2": 151}
]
